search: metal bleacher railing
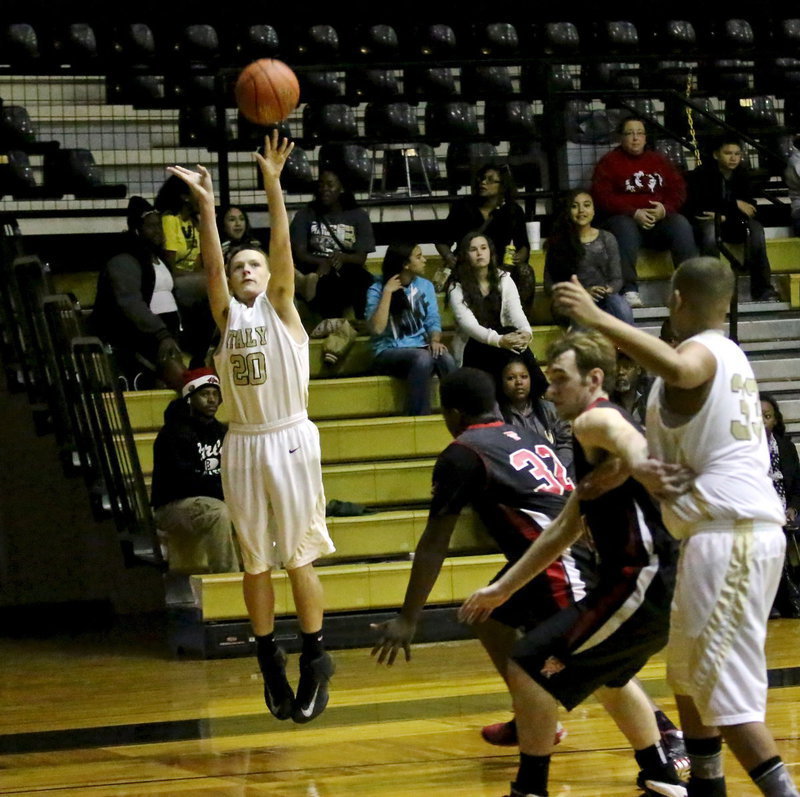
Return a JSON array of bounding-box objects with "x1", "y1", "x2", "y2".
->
[{"x1": 0, "y1": 219, "x2": 163, "y2": 568}]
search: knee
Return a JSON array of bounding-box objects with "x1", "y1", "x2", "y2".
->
[
  {"x1": 434, "y1": 351, "x2": 457, "y2": 376},
  {"x1": 664, "y1": 213, "x2": 694, "y2": 238},
  {"x1": 407, "y1": 348, "x2": 435, "y2": 374},
  {"x1": 694, "y1": 220, "x2": 718, "y2": 254},
  {"x1": 748, "y1": 217, "x2": 766, "y2": 243},
  {"x1": 606, "y1": 215, "x2": 637, "y2": 235}
]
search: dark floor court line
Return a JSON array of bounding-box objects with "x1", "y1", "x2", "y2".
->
[{"x1": 3, "y1": 665, "x2": 800, "y2": 756}]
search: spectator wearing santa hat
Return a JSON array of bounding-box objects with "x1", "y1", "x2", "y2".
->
[{"x1": 151, "y1": 368, "x2": 240, "y2": 573}]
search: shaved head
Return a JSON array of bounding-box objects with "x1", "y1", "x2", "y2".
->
[{"x1": 672, "y1": 257, "x2": 734, "y2": 308}]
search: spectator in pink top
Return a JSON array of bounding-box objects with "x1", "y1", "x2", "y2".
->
[{"x1": 591, "y1": 115, "x2": 698, "y2": 308}]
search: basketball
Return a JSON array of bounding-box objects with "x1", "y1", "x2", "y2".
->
[{"x1": 234, "y1": 59, "x2": 300, "y2": 126}]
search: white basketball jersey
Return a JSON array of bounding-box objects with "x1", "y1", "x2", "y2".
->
[
  {"x1": 646, "y1": 329, "x2": 784, "y2": 537},
  {"x1": 214, "y1": 292, "x2": 309, "y2": 427}
]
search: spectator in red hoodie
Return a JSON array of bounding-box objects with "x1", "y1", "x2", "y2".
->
[{"x1": 592, "y1": 115, "x2": 698, "y2": 309}]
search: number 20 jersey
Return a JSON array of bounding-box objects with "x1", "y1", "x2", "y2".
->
[
  {"x1": 214, "y1": 292, "x2": 309, "y2": 427},
  {"x1": 646, "y1": 329, "x2": 784, "y2": 537}
]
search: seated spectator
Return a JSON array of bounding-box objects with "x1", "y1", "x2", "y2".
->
[
  {"x1": 89, "y1": 196, "x2": 186, "y2": 391},
  {"x1": 156, "y1": 175, "x2": 214, "y2": 367},
  {"x1": 761, "y1": 393, "x2": 800, "y2": 618},
  {"x1": 785, "y1": 137, "x2": 800, "y2": 237},
  {"x1": 446, "y1": 232, "x2": 543, "y2": 390},
  {"x1": 156, "y1": 175, "x2": 201, "y2": 273},
  {"x1": 762, "y1": 393, "x2": 800, "y2": 526},
  {"x1": 366, "y1": 243, "x2": 456, "y2": 416},
  {"x1": 290, "y1": 169, "x2": 375, "y2": 322},
  {"x1": 498, "y1": 355, "x2": 572, "y2": 475},
  {"x1": 591, "y1": 115, "x2": 698, "y2": 308},
  {"x1": 151, "y1": 368, "x2": 240, "y2": 574},
  {"x1": 435, "y1": 163, "x2": 535, "y2": 313},
  {"x1": 685, "y1": 136, "x2": 779, "y2": 302},
  {"x1": 544, "y1": 190, "x2": 634, "y2": 327},
  {"x1": 610, "y1": 350, "x2": 651, "y2": 426},
  {"x1": 218, "y1": 205, "x2": 262, "y2": 258}
]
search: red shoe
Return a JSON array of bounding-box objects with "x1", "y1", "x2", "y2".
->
[
  {"x1": 481, "y1": 719, "x2": 518, "y2": 746},
  {"x1": 481, "y1": 719, "x2": 567, "y2": 747}
]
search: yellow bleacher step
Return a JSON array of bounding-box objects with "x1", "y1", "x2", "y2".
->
[
  {"x1": 137, "y1": 452, "x2": 435, "y2": 505},
  {"x1": 316, "y1": 415, "x2": 451, "y2": 463},
  {"x1": 125, "y1": 376, "x2": 425, "y2": 431},
  {"x1": 323, "y1": 458, "x2": 435, "y2": 506},
  {"x1": 192, "y1": 552, "x2": 507, "y2": 621},
  {"x1": 135, "y1": 416, "x2": 449, "y2": 471},
  {"x1": 327, "y1": 508, "x2": 495, "y2": 559},
  {"x1": 50, "y1": 270, "x2": 99, "y2": 308}
]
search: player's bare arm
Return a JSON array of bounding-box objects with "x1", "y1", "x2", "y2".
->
[
  {"x1": 458, "y1": 494, "x2": 582, "y2": 625},
  {"x1": 552, "y1": 276, "x2": 717, "y2": 389},
  {"x1": 256, "y1": 131, "x2": 304, "y2": 341},
  {"x1": 574, "y1": 406, "x2": 694, "y2": 501},
  {"x1": 371, "y1": 514, "x2": 458, "y2": 666},
  {"x1": 166, "y1": 164, "x2": 230, "y2": 332}
]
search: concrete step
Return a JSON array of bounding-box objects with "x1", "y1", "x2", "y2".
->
[{"x1": 752, "y1": 358, "x2": 800, "y2": 381}]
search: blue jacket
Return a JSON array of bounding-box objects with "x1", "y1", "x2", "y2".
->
[{"x1": 365, "y1": 276, "x2": 441, "y2": 355}]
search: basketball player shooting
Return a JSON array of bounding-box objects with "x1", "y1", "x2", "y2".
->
[
  {"x1": 167, "y1": 131, "x2": 336, "y2": 727},
  {"x1": 553, "y1": 261, "x2": 799, "y2": 797}
]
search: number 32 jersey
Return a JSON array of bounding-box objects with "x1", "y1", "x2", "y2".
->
[
  {"x1": 646, "y1": 329, "x2": 784, "y2": 537},
  {"x1": 430, "y1": 421, "x2": 574, "y2": 563},
  {"x1": 214, "y1": 292, "x2": 310, "y2": 427}
]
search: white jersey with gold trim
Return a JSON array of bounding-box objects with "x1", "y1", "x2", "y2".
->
[
  {"x1": 646, "y1": 329, "x2": 784, "y2": 537},
  {"x1": 213, "y1": 292, "x2": 309, "y2": 427}
]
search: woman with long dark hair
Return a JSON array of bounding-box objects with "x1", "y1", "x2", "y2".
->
[
  {"x1": 435, "y1": 163, "x2": 534, "y2": 310},
  {"x1": 545, "y1": 189, "x2": 634, "y2": 327},
  {"x1": 218, "y1": 205, "x2": 262, "y2": 258},
  {"x1": 447, "y1": 232, "x2": 546, "y2": 396},
  {"x1": 366, "y1": 243, "x2": 455, "y2": 415}
]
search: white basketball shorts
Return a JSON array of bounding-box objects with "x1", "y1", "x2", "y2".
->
[
  {"x1": 222, "y1": 414, "x2": 334, "y2": 573},
  {"x1": 667, "y1": 521, "x2": 785, "y2": 726}
]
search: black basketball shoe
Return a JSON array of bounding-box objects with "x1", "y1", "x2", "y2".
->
[
  {"x1": 292, "y1": 651, "x2": 334, "y2": 724},
  {"x1": 259, "y1": 646, "x2": 294, "y2": 720}
]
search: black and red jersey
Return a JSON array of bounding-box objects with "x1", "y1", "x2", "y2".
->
[
  {"x1": 430, "y1": 420, "x2": 574, "y2": 564},
  {"x1": 573, "y1": 398, "x2": 676, "y2": 580}
]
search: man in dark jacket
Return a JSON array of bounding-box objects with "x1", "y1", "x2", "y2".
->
[
  {"x1": 685, "y1": 136, "x2": 779, "y2": 302},
  {"x1": 151, "y1": 368, "x2": 239, "y2": 573}
]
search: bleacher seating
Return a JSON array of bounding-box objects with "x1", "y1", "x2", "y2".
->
[{"x1": 6, "y1": 14, "x2": 800, "y2": 656}]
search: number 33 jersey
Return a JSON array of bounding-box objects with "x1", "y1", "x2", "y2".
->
[
  {"x1": 646, "y1": 329, "x2": 785, "y2": 537},
  {"x1": 430, "y1": 421, "x2": 574, "y2": 563},
  {"x1": 214, "y1": 292, "x2": 310, "y2": 427}
]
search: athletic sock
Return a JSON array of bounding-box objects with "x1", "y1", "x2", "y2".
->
[
  {"x1": 254, "y1": 632, "x2": 293, "y2": 720},
  {"x1": 655, "y1": 710, "x2": 679, "y2": 733},
  {"x1": 686, "y1": 736, "x2": 726, "y2": 796},
  {"x1": 636, "y1": 741, "x2": 681, "y2": 783},
  {"x1": 750, "y1": 756, "x2": 800, "y2": 796},
  {"x1": 255, "y1": 632, "x2": 278, "y2": 665},
  {"x1": 300, "y1": 629, "x2": 324, "y2": 661},
  {"x1": 513, "y1": 752, "x2": 550, "y2": 796}
]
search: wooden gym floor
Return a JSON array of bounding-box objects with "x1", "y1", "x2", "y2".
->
[{"x1": 1, "y1": 616, "x2": 800, "y2": 796}]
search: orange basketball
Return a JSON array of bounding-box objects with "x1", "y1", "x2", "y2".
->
[{"x1": 234, "y1": 59, "x2": 300, "y2": 125}]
